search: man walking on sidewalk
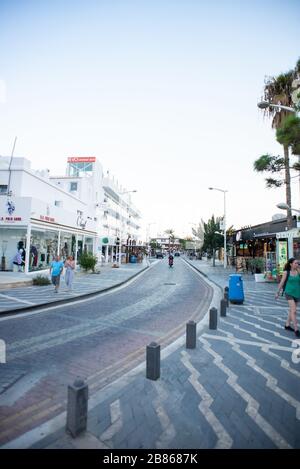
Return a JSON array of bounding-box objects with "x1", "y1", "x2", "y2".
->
[{"x1": 50, "y1": 255, "x2": 64, "y2": 293}]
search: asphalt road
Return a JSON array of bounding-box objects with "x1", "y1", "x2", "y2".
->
[{"x1": 0, "y1": 258, "x2": 213, "y2": 446}]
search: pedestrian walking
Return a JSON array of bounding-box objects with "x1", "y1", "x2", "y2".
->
[
  {"x1": 12, "y1": 250, "x2": 24, "y2": 272},
  {"x1": 50, "y1": 255, "x2": 64, "y2": 293},
  {"x1": 275, "y1": 257, "x2": 300, "y2": 337},
  {"x1": 64, "y1": 255, "x2": 75, "y2": 290}
]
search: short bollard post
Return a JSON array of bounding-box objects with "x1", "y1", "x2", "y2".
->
[
  {"x1": 220, "y1": 299, "x2": 227, "y2": 317},
  {"x1": 146, "y1": 342, "x2": 160, "y2": 380},
  {"x1": 66, "y1": 378, "x2": 89, "y2": 438},
  {"x1": 186, "y1": 321, "x2": 197, "y2": 349},
  {"x1": 209, "y1": 307, "x2": 218, "y2": 330},
  {"x1": 224, "y1": 291, "x2": 229, "y2": 307}
]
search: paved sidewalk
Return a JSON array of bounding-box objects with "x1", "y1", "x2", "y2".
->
[
  {"x1": 0, "y1": 261, "x2": 150, "y2": 314},
  {"x1": 5, "y1": 258, "x2": 299, "y2": 449}
]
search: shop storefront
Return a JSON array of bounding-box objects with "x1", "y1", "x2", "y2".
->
[
  {"x1": 0, "y1": 197, "x2": 98, "y2": 273},
  {"x1": 232, "y1": 216, "x2": 297, "y2": 273},
  {"x1": 1, "y1": 222, "x2": 98, "y2": 273}
]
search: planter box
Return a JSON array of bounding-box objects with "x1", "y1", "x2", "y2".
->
[{"x1": 255, "y1": 273, "x2": 265, "y2": 282}]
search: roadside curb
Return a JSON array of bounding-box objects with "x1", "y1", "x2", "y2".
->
[{"x1": 0, "y1": 265, "x2": 150, "y2": 317}]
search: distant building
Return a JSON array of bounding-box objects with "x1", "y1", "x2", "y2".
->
[{"x1": 150, "y1": 237, "x2": 181, "y2": 252}]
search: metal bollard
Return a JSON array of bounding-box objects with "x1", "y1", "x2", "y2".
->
[
  {"x1": 224, "y1": 291, "x2": 229, "y2": 307},
  {"x1": 186, "y1": 321, "x2": 197, "y2": 349},
  {"x1": 209, "y1": 307, "x2": 218, "y2": 330},
  {"x1": 146, "y1": 342, "x2": 160, "y2": 380},
  {"x1": 66, "y1": 378, "x2": 89, "y2": 438},
  {"x1": 220, "y1": 299, "x2": 227, "y2": 317}
]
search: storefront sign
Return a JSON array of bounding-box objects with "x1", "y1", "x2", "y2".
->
[
  {"x1": 67, "y1": 157, "x2": 96, "y2": 163},
  {"x1": 0, "y1": 216, "x2": 22, "y2": 222},
  {"x1": 276, "y1": 231, "x2": 296, "y2": 239},
  {"x1": 278, "y1": 240, "x2": 288, "y2": 273},
  {"x1": 40, "y1": 215, "x2": 55, "y2": 223}
]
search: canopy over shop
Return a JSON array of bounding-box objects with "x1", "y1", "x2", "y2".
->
[{"x1": 231, "y1": 216, "x2": 298, "y2": 273}]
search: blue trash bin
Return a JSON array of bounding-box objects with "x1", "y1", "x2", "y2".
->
[
  {"x1": 130, "y1": 255, "x2": 137, "y2": 264},
  {"x1": 228, "y1": 274, "x2": 244, "y2": 304}
]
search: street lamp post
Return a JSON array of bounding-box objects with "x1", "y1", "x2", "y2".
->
[{"x1": 209, "y1": 187, "x2": 228, "y2": 269}]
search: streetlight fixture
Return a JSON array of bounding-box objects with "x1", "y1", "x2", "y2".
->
[
  {"x1": 277, "y1": 202, "x2": 300, "y2": 214},
  {"x1": 208, "y1": 187, "x2": 228, "y2": 268},
  {"x1": 257, "y1": 101, "x2": 299, "y2": 115}
]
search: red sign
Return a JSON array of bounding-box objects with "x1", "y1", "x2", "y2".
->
[
  {"x1": 40, "y1": 215, "x2": 55, "y2": 223},
  {"x1": 67, "y1": 157, "x2": 96, "y2": 163}
]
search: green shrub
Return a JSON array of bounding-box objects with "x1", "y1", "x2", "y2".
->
[
  {"x1": 32, "y1": 275, "x2": 51, "y2": 286},
  {"x1": 248, "y1": 257, "x2": 265, "y2": 273},
  {"x1": 78, "y1": 252, "x2": 98, "y2": 272}
]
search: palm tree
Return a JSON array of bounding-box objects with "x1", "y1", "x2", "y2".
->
[
  {"x1": 164, "y1": 228, "x2": 175, "y2": 252},
  {"x1": 261, "y1": 69, "x2": 296, "y2": 229},
  {"x1": 202, "y1": 215, "x2": 223, "y2": 267},
  {"x1": 192, "y1": 220, "x2": 204, "y2": 254}
]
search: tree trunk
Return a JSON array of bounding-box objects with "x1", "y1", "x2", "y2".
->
[
  {"x1": 284, "y1": 144, "x2": 293, "y2": 230},
  {"x1": 212, "y1": 248, "x2": 215, "y2": 267}
]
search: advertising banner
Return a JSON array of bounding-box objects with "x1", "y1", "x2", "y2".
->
[{"x1": 278, "y1": 240, "x2": 288, "y2": 273}]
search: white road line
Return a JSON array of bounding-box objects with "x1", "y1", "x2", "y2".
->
[
  {"x1": 0, "y1": 293, "x2": 35, "y2": 305},
  {"x1": 199, "y1": 336, "x2": 292, "y2": 449},
  {"x1": 181, "y1": 350, "x2": 233, "y2": 448}
]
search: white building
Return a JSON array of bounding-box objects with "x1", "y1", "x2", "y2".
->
[
  {"x1": 101, "y1": 173, "x2": 142, "y2": 262},
  {"x1": 0, "y1": 156, "x2": 142, "y2": 273},
  {"x1": 150, "y1": 237, "x2": 181, "y2": 253},
  {"x1": 0, "y1": 156, "x2": 99, "y2": 274}
]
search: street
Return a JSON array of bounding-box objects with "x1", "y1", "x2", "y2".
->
[{"x1": 0, "y1": 258, "x2": 212, "y2": 446}]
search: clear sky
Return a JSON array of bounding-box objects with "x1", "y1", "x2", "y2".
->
[{"x1": 0, "y1": 0, "x2": 299, "y2": 239}]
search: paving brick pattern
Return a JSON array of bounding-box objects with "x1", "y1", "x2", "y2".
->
[
  {"x1": 28, "y1": 259, "x2": 300, "y2": 449},
  {"x1": 0, "y1": 258, "x2": 213, "y2": 447}
]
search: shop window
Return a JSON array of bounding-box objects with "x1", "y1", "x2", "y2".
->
[
  {"x1": 0, "y1": 228, "x2": 27, "y2": 271},
  {"x1": 60, "y1": 232, "x2": 75, "y2": 260},
  {"x1": 0, "y1": 185, "x2": 8, "y2": 194},
  {"x1": 29, "y1": 229, "x2": 58, "y2": 272}
]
